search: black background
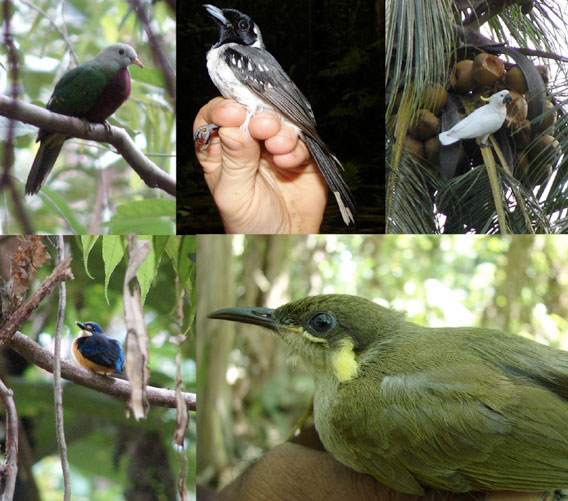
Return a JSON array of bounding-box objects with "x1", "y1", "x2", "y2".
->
[{"x1": 177, "y1": 0, "x2": 384, "y2": 233}]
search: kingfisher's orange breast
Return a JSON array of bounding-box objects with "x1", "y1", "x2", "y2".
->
[{"x1": 71, "y1": 337, "x2": 116, "y2": 375}]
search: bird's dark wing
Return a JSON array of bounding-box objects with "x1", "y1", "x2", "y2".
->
[
  {"x1": 75, "y1": 336, "x2": 123, "y2": 373},
  {"x1": 223, "y1": 46, "x2": 319, "y2": 138},
  {"x1": 223, "y1": 45, "x2": 356, "y2": 223},
  {"x1": 47, "y1": 62, "x2": 109, "y2": 118}
]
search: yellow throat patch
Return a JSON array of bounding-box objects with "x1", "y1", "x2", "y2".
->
[{"x1": 330, "y1": 338, "x2": 358, "y2": 382}]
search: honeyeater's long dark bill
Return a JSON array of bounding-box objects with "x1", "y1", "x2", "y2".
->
[{"x1": 208, "y1": 307, "x2": 278, "y2": 331}]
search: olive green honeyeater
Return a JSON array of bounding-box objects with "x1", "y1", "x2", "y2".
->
[{"x1": 208, "y1": 294, "x2": 568, "y2": 496}]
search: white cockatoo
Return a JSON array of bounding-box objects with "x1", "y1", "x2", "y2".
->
[{"x1": 439, "y1": 90, "x2": 512, "y2": 147}]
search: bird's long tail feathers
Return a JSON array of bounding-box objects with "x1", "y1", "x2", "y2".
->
[
  {"x1": 303, "y1": 135, "x2": 356, "y2": 226},
  {"x1": 25, "y1": 138, "x2": 64, "y2": 195}
]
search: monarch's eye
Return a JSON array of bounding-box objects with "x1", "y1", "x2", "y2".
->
[
  {"x1": 238, "y1": 20, "x2": 249, "y2": 30},
  {"x1": 307, "y1": 312, "x2": 336, "y2": 335}
]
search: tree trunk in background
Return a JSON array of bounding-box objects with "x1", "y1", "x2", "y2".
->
[
  {"x1": 483, "y1": 237, "x2": 533, "y2": 332},
  {"x1": 196, "y1": 235, "x2": 235, "y2": 485},
  {"x1": 238, "y1": 235, "x2": 295, "y2": 404}
]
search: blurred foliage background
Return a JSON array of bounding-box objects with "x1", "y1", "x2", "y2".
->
[
  {"x1": 178, "y1": 0, "x2": 383, "y2": 234},
  {"x1": 197, "y1": 234, "x2": 568, "y2": 490},
  {"x1": 0, "y1": 235, "x2": 195, "y2": 500},
  {"x1": 0, "y1": 0, "x2": 175, "y2": 234}
]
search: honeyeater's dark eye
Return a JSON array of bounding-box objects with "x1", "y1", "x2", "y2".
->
[
  {"x1": 307, "y1": 312, "x2": 336, "y2": 334},
  {"x1": 238, "y1": 20, "x2": 249, "y2": 30}
]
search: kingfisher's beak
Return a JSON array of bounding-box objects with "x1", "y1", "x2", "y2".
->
[
  {"x1": 76, "y1": 321, "x2": 87, "y2": 330},
  {"x1": 208, "y1": 307, "x2": 279, "y2": 331}
]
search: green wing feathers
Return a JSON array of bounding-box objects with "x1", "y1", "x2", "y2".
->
[
  {"x1": 47, "y1": 62, "x2": 110, "y2": 118},
  {"x1": 328, "y1": 328, "x2": 568, "y2": 493}
]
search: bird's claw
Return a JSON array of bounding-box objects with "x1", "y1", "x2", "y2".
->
[
  {"x1": 480, "y1": 142, "x2": 491, "y2": 148},
  {"x1": 194, "y1": 124, "x2": 219, "y2": 151}
]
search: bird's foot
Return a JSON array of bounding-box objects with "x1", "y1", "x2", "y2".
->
[
  {"x1": 82, "y1": 119, "x2": 95, "y2": 135},
  {"x1": 194, "y1": 124, "x2": 219, "y2": 151},
  {"x1": 102, "y1": 120, "x2": 113, "y2": 135},
  {"x1": 480, "y1": 142, "x2": 491, "y2": 148}
]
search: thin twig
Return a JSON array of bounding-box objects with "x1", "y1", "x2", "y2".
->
[
  {"x1": 7, "y1": 331, "x2": 196, "y2": 411},
  {"x1": 53, "y1": 236, "x2": 71, "y2": 501},
  {"x1": 174, "y1": 279, "x2": 189, "y2": 500},
  {"x1": 128, "y1": 0, "x2": 176, "y2": 108},
  {"x1": 18, "y1": 0, "x2": 79, "y2": 64},
  {"x1": 0, "y1": 96, "x2": 176, "y2": 196},
  {"x1": 0, "y1": 376, "x2": 18, "y2": 500},
  {"x1": 1, "y1": 0, "x2": 34, "y2": 234}
]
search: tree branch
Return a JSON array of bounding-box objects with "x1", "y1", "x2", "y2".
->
[
  {"x1": 53, "y1": 236, "x2": 71, "y2": 501},
  {"x1": 0, "y1": 376, "x2": 18, "y2": 500},
  {"x1": 129, "y1": 0, "x2": 176, "y2": 108},
  {"x1": 6, "y1": 331, "x2": 196, "y2": 411},
  {"x1": 0, "y1": 256, "x2": 74, "y2": 347},
  {"x1": 0, "y1": 96, "x2": 176, "y2": 197}
]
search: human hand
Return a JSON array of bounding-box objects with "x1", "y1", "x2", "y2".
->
[
  {"x1": 199, "y1": 426, "x2": 533, "y2": 501},
  {"x1": 194, "y1": 98, "x2": 327, "y2": 234}
]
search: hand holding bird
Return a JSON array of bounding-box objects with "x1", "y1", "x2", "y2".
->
[
  {"x1": 198, "y1": 4, "x2": 356, "y2": 227},
  {"x1": 194, "y1": 97, "x2": 327, "y2": 233}
]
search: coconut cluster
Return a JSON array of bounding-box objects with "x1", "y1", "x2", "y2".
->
[{"x1": 393, "y1": 52, "x2": 559, "y2": 188}]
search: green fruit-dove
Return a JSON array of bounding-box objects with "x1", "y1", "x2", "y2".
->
[
  {"x1": 209, "y1": 294, "x2": 568, "y2": 496},
  {"x1": 25, "y1": 43, "x2": 143, "y2": 195}
]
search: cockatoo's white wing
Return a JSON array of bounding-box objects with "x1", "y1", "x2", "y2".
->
[
  {"x1": 439, "y1": 104, "x2": 505, "y2": 145},
  {"x1": 439, "y1": 91, "x2": 511, "y2": 146}
]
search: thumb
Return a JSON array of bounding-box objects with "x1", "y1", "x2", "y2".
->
[{"x1": 211, "y1": 124, "x2": 262, "y2": 212}]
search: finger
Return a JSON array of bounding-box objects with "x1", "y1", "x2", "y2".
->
[
  {"x1": 267, "y1": 128, "x2": 312, "y2": 169},
  {"x1": 210, "y1": 125, "x2": 262, "y2": 214},
  {"x1": 193, "y1": 98, "x2": 247, "y2": 132},
  {"x1": 195, "y1": 99, "x2": 248, "y2": 169},
  {"x1": 248, "y1": 112, "x2": 281, "y2": 140}
]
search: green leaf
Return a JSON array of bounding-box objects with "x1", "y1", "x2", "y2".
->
[
  {"x1": 33, "y1": 188, "x2": 88, "y2": 234},
  {"x1": 80, "y1": 236, "x2": 100, "y2": 279},
  {"x1": 136, "y1": 237, "x2": 164, "y2": 307},
  {"x1": 164, "y1": 236, "x2": 179, "y2": 273},
  {"x1": 102, "y1": 236, "x2": 127, "y2": 304},
  {"x1": 131, "y1": 66, "x2": 166, "y2": 89},
  {"x1": 178, "y1": 235, "x2": 196, "y2": 297},
  {"x1": 104, "y1": 200, "x2": 175, "y2": 235}
]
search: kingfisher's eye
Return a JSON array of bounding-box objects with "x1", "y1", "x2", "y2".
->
[
  {"x1": 307, "y1": 312, "x2": 336, "y2": 335},
  {"x1": 238, "y1": 20, "x2": 249, "y2": 30}
]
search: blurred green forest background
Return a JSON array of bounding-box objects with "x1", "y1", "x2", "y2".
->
[
  {"x1": 0, "y1": 235, "x2": 195, "y2": 500},
  {"x1": 197, "y1": 234, "x2": 568, "y2": 490},
  {"x1": 1, "y1": 0, "x2": 175, "y2": 234}
]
